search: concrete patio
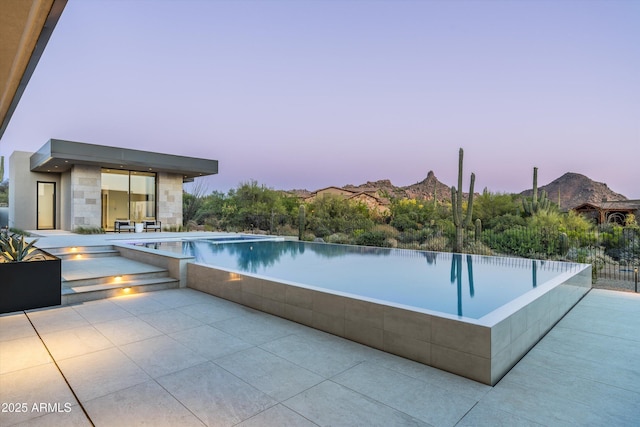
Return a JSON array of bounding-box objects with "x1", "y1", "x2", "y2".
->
[{"x1": 1, "y1": 286, "x2": 639, "y2": 426}]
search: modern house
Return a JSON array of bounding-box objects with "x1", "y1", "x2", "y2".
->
[{"x1": 9, "y1": 139, "x2": 218, "y2": 231}]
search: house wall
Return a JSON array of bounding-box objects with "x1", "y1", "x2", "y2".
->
[
  {"x1": 9, "y1": 151, "x2": 61, "y2": 231},
  {"x1": 60, "y1": 170, "x2": 71, "y2": 230},
  {"x1": 69, "y1": 164, "x2": 101, "y2": 230},
  {"x1": 10, "y1": 151, "x2": 187, "y2": 231},
  {"x1": 157, "y1": 172, "x2": 183, "y2": 228}
]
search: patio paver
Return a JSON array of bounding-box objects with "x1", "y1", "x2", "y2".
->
[{"x1": 0, "y1": 287, "x2": 638, "y2": 426}]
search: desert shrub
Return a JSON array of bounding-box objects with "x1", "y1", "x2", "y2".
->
[
  {"x1": 398, "y1": 241, "x2": 421, "y2": 250},
  {"x1": 421, "y1": 236, "x2": 450, "y2": 252},
  {"x1": 390, "y1": 213, "x2": 419, "y2": 232},
  {"x1": 301, "y1": 232, "x2": 316, "y2": 241},
  {"x1": 371, "y1": 224, "x2": 399, "y2": 239},
  {"x1": 397, "y1": 230, "x2": 419, "y2": 244},
  {"x1": 486, "y1": 214, "x2": 526, "y2": 232},
  {"x1": 463, "y1": 241, "x2": 492, "y2": 256},
  {"x1": 483, "y1": 226, "x2": 557, "y2": 258},
  {"x1": 355, "y1": 231, "x2": 387, "y2": 247},
  {"x1": 325, "y1": 233, "x2": 353, "y2": 244},
  {"x1": 74, "y1": 226, "x2": 105, "y2": 234},
  {"x1": 384, "y1": 237, "x2": 398, "y2": 248},
  {"x1": 273, "y1": 224, "x2": 297, "y2": 237}
]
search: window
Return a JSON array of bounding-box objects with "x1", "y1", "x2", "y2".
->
[{"x1": 101, "y1": 169, "x2": 156, "y2": 230}]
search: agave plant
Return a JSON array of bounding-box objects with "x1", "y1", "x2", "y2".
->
[{"x1": 0, "y1": 234, "x2": 45, "y2": 262}]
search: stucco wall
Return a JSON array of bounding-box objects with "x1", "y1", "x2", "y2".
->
[
  {"x1": 60, "y1": 170, "x2": 71, "y2": 230},
  {"x1": 9, "y1": 151, "x2": 61, "y2": 230}
]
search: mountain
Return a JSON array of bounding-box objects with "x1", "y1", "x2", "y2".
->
[
  {"x1": 343, "y1": 179, "x2": 407, "y2": 199},
  {"x1": 520, "y1": 172, "x2": 627, "y2": 211},
  {"x1": 342, "y1": 171, "x2": 465, "y2": 202},
  {"x1": 285, "y1": 171, "x2": 628, "y2": 210},
  {"x1": 402, "y1": 171, "x2": 453, "y2": 202}
]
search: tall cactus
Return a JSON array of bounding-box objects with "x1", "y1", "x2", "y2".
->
[
  {"x1": 0, "y1": 156, "x2": 4, "y2": 182},
  {"x1": 432, "y1": 180, "x2": 438, "y2": 208},
  {"x1": 451, "y1": 148, "x2": 475, "y2": 253},
  {"x1": 298, "y1": 204, "x2": 305, "y2": 241},
  {"x1": 522, "y1": 166, "x2": 550, "y2": 215},
  {"x1": 474, "y1": 218, "x2": 482, "y2": 243}
]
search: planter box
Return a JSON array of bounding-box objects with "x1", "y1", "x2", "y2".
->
[{"x1": 0, "y1": 251, "x2": 61, "y2": 314}]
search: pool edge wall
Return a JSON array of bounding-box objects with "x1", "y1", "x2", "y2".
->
[{"x1": 187, "y1": 262, "x2": 592, "y2": 385}]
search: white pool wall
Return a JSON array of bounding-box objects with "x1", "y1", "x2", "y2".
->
[{"x1": 186, "y1": 261, "x2": 591, "y2": 385}]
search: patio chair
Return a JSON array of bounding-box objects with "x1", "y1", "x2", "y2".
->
[
  {"x1": 114, "y1": 219, "x2": 135, "y2": 233},
  {"x1": 143, "y1": 220, "x2": 161, "y2": 232}
]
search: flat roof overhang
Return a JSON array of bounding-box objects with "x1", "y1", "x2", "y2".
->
[
  {"x1": 0, "y1": 0, "x2": 68, "y2": 142},
  {"x1": 30, "y1": 139, "x2": 218, "y2": 182}
]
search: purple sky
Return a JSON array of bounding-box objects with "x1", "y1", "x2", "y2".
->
[{"x1": 2, "y1": 0, "x2": 639, "y2": 198}]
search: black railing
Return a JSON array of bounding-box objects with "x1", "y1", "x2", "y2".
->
[{"x1": 193, "y1": 214, "x2": 640, "y2": 285}]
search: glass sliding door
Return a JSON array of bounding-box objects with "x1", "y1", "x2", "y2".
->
[
  {"x1": 101, "y1": 169, "x2": 156, "y2": 231},
  {"x1": 130, "y1": 171, "x2": 156, "y2": 222},
  {"x1": 37, "y1": 182, "x2": 56, "y2": 230}
]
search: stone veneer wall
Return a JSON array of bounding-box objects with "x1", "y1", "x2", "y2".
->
[
  {"x1": 69, "y1": 164, "x2": 101, "y2": 229},
  {"x1": 157, "y1": 172, "x2": 183, "y2": 228}
]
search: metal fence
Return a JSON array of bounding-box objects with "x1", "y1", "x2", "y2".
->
[{"x1": 202, "y1": 214, "x2": 640, "y2": 285}]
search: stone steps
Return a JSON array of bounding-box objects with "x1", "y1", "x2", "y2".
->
[
  {"x1": 56, "y1": 245, "x2": 181, "y2": 305},
  {"x1": 62, "y1": 276, "x2": 180, "y2": 305},
  {"x1": 46, "y1": 245, "x2": 121, "y2": 260}
]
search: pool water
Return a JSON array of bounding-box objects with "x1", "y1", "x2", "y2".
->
[{"x1": 142, "y1": 239, "x2": 581, "y2": 320}]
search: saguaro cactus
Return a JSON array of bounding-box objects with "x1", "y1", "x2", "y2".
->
[
  {"x1": 475, "y1": 218, "x2": 482, "y2": 243},
  {"x1": 298, "y1": 204, "x2": 305, "y2": 241},
  {"x1": 451, "y1": 148, "x2": 475, "y2": 253},
  {"x1": 523, "y1": 167, "x2": 550, "y2": 215},
  {"x1": 558, "y1": 232, "x2": 569, "y2": 257}
]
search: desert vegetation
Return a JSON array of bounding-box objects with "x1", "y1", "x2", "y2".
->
[{"x1": 183, "y1": 177, "x2": 639, "y2": 284}]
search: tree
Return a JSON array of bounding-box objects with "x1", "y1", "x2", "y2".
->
[
  {"x1": 229, "y1": 180, "x2": 286, "y2": 231},
  {"x1": 473, "y1": 189, "x2": 519, "y2": 229},
  {"x1": 182, "y1": 179, "x2": 209, "y2": 225},
  {"x1": 306, "y1": 194, "x2": 373, "y2": 237}
]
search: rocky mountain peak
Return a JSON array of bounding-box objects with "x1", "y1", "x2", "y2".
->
[{"x1": 520, "y1": 172, "x2": 627, "y2": 210}]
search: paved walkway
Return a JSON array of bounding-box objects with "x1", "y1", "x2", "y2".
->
[{"x1": 1, "y1": 288, "x2": 639, "y2": 426}]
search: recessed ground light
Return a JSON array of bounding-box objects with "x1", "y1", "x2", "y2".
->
[
  {"x1": 123, "y1": 287, "x2": 131, "y2": 293},
  {"x1": 114, "y1": 276, "x2": 122, "y2": 282}
]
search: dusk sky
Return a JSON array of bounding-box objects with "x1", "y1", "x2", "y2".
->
[{"x1": 2, "y1": 0, "x2": 639, "y2": 198}]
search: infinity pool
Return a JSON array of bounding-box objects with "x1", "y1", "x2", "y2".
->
[
  {"x1": 133, "y1": 237, "x2": 592, "y2": 384},
  {"x1": 141, "y1": 239, "x2": 582, "y2": 320}
]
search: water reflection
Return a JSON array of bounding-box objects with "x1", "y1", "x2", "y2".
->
[
  {"x1": 135, "y1": 239, "x2": 583, "y2": 319},
  {"x1": 450, "y1": 254, "x2": 475, "y2": 316},
  {"x1": 185, "y1": 240, "x2": 304, "y2": 273}
]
